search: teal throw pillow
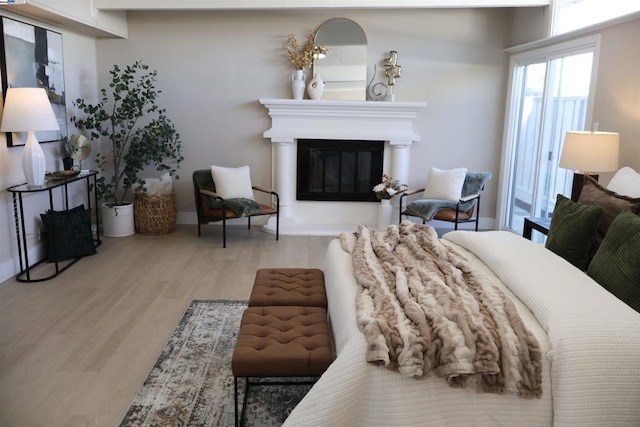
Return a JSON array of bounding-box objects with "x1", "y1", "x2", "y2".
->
[
  {"x1": 545, "y1": 194, "x2": 603, "y2": 271},
  {"x1": 587, "y1": 209, "x2": 640, "y2": 313}
]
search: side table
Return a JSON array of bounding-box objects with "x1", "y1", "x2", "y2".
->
[
  {"x1": 7, "y1": 171, "x2": 102, "y2": 282},
  {"x1": 523, "y1": 217, "x2": 551, "y2": 240}
]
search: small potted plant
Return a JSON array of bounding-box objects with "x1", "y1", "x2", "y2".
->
[
  {"x1": 374, "y1": 174, "x2": 407, "y2": 229},
  {"x1": 70, "y1": 60, "x2": 183, "y2": 237}
]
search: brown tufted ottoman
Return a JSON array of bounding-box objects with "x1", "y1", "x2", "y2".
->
[
  {"x1": 248, "y1": 268, "x2": 327, "y2": 308},
  {"x1": 231, "y1": 305, "x2": 333, "y2": 427}
]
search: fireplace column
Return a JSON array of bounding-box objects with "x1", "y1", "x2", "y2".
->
[
  {"x1": 388, "y1": 140, "x2": 413, "y2": 187},
  {"x1": 264, "y1": 137, "x2": 295, "y2": 233}
]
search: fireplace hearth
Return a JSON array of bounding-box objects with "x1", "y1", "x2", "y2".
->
[{"x1": 260, "y1": 98, "x2": 426, "y2": 234}]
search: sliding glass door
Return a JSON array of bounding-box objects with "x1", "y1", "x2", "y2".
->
[{"x1": 500, "y1": 37, "x2": 599, "y2": 237}]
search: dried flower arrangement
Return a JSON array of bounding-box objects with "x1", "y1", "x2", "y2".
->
[
  {"x1": 373, "y1": 174, "x2": 407, "y2": 200},
  {"x1": 283, "y1": 33, "x2": 327, "y2": 70}
]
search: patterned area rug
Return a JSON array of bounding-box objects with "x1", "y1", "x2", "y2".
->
[{"x1": 119, "y1": 300, "x2": 312, "y2": 427}]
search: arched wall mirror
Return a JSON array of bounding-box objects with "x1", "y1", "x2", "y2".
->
[{"x1": 313, "y1": 18, "x2": 368, "y2": 101}]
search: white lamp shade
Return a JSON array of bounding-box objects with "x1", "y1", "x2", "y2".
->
[
  {"x1": 1, "y1": 88, "x2": 60, "y2": 186},
  {"x1": 559, "y1": 131, "x2": 620, "y2": 173},
  {"x1": 0, "y1": 87, "x2": 60, "y2": 132}
]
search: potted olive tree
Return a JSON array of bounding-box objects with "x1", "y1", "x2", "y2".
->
[{"x1": 71, "y1": 61, "x2": 182, "y2": 237}]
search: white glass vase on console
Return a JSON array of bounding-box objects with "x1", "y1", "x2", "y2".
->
[{"x1": 291, "y1": 69, "x2": 306, "y2": 100}]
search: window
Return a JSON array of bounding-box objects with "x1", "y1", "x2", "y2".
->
[
  {"x1": 498, "y1": 36, "x2": 599, "y2": 239},
  {"x1": 552, "y1": 0, "x2": 640, "y2": 35}
]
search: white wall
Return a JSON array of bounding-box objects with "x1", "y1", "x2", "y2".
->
[
  {"x1": 590, "y1": 16, "x2": 640, "y2": 183},
  {"x1": 0, "y1": 11, "x2": 98, "y2": 283},
  {"x1": 94, "y1": 9, "x2": 512, "y2": 226}
]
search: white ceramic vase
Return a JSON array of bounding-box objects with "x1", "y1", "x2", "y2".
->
[
  {"x1": 307, "y1": 73, "x2": 324, "y2": 100},
  {"x1": 291, "y1": 70, "x2": 306, "y2": 100},
  {"x1": 102, "y1": 202, "x2": 135, "y2": 237},
  {"x1": 378, "y1": 198, "x2": 393, "y2": 230}
]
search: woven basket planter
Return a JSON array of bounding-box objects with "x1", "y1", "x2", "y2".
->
[{"x1": 134, "y1": 191, "x2": 177, "y2": 235}]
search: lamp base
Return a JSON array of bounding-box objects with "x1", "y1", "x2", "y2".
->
[
  {"x1": 571, "y1": 172, "x2": 598, "y2": 202},
  {"x1": 22, "y1": 130, "x2": 46, "y2": 186}
]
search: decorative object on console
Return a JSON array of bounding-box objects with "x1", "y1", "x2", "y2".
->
[
  {"x1": 69, "y1": 134, "x2": 91, "y2": 171},
  {"x1": 559, "y1": 130, "x2": 619, "y2": 201},
  {"x1": 0, "y1": 87, "x2": 60, "y2": 186},
  {"x1": 307, "y1": 74, "x2": 324, "y2": 100},
  {"x1": 383, "y1": 50, "x2": 402, "y2": 102},
  {"x1": 291, "y1": 69, "x2": 306, "y2": 100}
]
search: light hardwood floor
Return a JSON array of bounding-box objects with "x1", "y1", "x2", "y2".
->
[{"x1": 0, "y1": 224, "x2": 335, "y2": 427}]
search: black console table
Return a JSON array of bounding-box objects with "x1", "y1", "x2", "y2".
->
[{"x1": 7, "y1": 171, "x2": 102, "y2": 282}]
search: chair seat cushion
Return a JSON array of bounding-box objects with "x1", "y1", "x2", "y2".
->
[
  {"x1": 232, "y1": 306, "x2": 333, "y2": 377},
  {"x1": 249, "y1": 268, "x2": 326, "y2": 308},
  {"x1": 433, "y1": 209, "x2": 472, "y2": 221}
]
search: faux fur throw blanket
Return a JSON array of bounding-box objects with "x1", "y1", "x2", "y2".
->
[{"x1": 339, "y1": 222, "x2": 542, "y2": 399}]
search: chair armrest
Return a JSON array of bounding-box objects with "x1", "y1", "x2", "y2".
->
[
  {"x1": 200, "y1": 189, "x2": 223, "y2": 199},
  {"x1": 459, "y1": 193, "x2": 479, "y2": 203},
  {"x1": 403, "y1": 188, "x2": 426, "y2": 197},
  {"x1": 252, "y1": 185, "x2": 278, "y2": 196}
]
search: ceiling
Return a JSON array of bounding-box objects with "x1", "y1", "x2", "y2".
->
[{"x1": 93, "y1": 0, "x2": 550, "y2": 10}]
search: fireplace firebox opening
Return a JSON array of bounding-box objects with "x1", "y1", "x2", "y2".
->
[{"x1": 297, "y1": 139, "x2": 383, "y2": 202}]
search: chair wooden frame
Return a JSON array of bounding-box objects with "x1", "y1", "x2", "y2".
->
[{"x1": 193, "y1": 170, "x2": 279, "y2": 248}]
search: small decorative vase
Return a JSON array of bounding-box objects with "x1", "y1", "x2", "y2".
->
[
  {"x1": 378, "y1": 198, "x2": 393, "y2": 230},
  {"x1": 63, "y1": 156, "x2": 74, "y2": 171},
  {"x1": 291, "y1": 69, "x2": 306, "y2": 100},
  {"x1": 307, "y1": 73, "x2": 324, "y2": 100}
]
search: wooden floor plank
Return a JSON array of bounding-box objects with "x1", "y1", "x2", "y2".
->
[{"x1": 0, "y1": 224, "x2": 336, "y2": 426}]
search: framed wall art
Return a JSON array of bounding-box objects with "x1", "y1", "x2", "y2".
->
[{"x1": 0, "y1": 16, "x2": 67, "y2": 147}]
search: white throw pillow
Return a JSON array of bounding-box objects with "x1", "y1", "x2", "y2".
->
[
  {"x1": 210, "y1": 165, "x2": 255, "y2": 200},
  {"x1": 422, "y1": 167, "x2": 468, "y2": 201},
  {"x1": 606, "y1": 167, "x2": 640, "y2": 198}
]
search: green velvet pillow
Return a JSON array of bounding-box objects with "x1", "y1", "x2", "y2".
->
[
  {"x1": 587, "y1": 209, "x2": 640, "y2": 313},
  {"x1": 40, "y1": 205, "x2": 97, "y2": 262},
  {"x1": 545, "y1": 194, "x2": 603, "y2": 271}
]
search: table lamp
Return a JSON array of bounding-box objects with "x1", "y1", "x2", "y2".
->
[
  {"x1": 559, "y1": 130, "x2": 619, "y2": 201},
  {"x1": 0, "y1": 87, "x2": 60, "y2": 186}
]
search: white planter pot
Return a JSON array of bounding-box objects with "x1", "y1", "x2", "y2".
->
[{"x1": 102, "y1": 202, "x2": 135, "y2": 237}]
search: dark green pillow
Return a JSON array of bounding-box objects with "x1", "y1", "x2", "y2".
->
[
  {"x1": 40, "y1": 204, "x2": 97, "y2": 262},
  {"x1": 587, "y1": 209, "x2": 640, "y2": 313},
  {"x1": 545, "y1": 194, "x2": 603, "y2": 270}
]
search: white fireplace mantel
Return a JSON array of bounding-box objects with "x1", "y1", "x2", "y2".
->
[{"x1": 259, "y1": 98, "x2": 427, "y2": 235}]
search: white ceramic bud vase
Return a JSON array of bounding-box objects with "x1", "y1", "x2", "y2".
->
[
  {"x1": 378, "y1": 198, "x2": 393, "y2": 230},
  {"x1": 291, "y1": 69, "x2": 306, "y2": 100},
  {"x1": 307, "y1": 73, "x2": 324, "y2": 100}
]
